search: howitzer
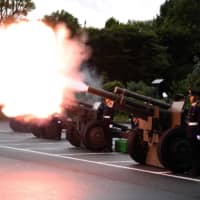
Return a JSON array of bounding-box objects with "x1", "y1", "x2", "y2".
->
[
  {"x1": 87, "y1": 86, "x2": 192, "y2": 173},
  {"x1": 10, "y1": 85, "x2": 192, "y2": 174},
  {"x1": 9, "y1": 100, "x2": 97, "y2": 144}
]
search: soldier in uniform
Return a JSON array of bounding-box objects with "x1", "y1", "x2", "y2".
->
[
  {"x1": 187, "y1": 89, "x2": 200, "y2": 176},
  {"x1": 129, "y1": 113, "x2": 139, "y2": 129},
  {"x1": 97, "y1": 98, "x2": 115, "y2": 122},
  {"x1": 96, "y1": 98, "x2": 128, "y2": 151},
  {"x1": 96, "y1": 98, "x2": 115, "y2": 151}
]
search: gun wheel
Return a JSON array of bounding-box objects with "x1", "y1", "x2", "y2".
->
[
  {"x1": 157, "y1": 126, "x2": 192, "y2": 173},
  {"x1": 128, "y1": 128, "x2": 148, "y2": 164},
  {"x1": 83, "y1": 120, "x2": 107, "y2": 151},
  {"x1": 42, "y1": 120, "x2": 62, "y2": 140},
  {"x1": 67, "y1": 125, "x2": 81, "y2": 147},
  {"x1": 32, "y1": 119, "x2": 62, "y2": 140},
  {"x1": 32, "y1": 125, "x2": 45, "y2": 138},
  {"x1": 9, "y1": 118, "x2": 32, "y2": 133}
]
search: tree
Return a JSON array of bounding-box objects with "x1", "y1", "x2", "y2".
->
[
  {"x1": 171, "y1": 57, "x2": 200, "y2": 95},
  {"x1": 105, "y1": 17, "x2": 119, "y2": 29},
  {"x1": 103, "y1": 80, "x2": 124, "y2": 92},
  {"x1": 184, "y1": 57, "x2": 200, "y2": 91},
  {"x1": 154, "y1": 0, "x2": 200, "y2": 82},
  {"x1": 0, "y1": 0, "x2": 35, "y2": 23},
  {"x1": 156, "y1": 0, "x2": 200, "y2": 32},
  {"x1": 87, "y1": 24, "x2": 169, "y2": 84},
  {"x1": 127, "y1": 81, "x2": 154, "y2": 97},
  {"x1": 127, "y1": 20, "x2": 155, "y2": 33},
  {"x1": 43, "y1": 10, "x2": 80, "y2": 36}
]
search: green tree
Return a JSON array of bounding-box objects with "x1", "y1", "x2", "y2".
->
[
  {"x1": 105, "y1": 17, "x2": 119, "y2": 29},
  {"x1": 156, "y1": 0, "x2": 200, "y2": 32},
  {"x1": 184, "y1": 57, "x2": 200, "y2": 91},
  {"x1": 0, "y1": 0, "x2": 35, "y2": 23},
  {"x1": 127, "y1": 81, "x2": 154, "y2": 97},
  {"x1": 103, "y1": 80, "x2": 124, "y2": 92},
  {"x1": 171, "y1": 57, "x2": 200, "y2": 95},
  {"x1": 154, "y1": 0, "x2": 200, "y2": 82},
  {"x1": 87, "y1": 24, "x2": 169, "y2": 84},
  {"x1": 127, "y1": 20, "x2": 155, "y2": 33},
  {"x1": 157, "y1": 29, "x2": 195, "y2": 81},
  {"x1": 43, "y1": 10, "x2": 80, "y2": 36}
]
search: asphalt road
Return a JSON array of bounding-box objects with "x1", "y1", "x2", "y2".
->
[{"x1": 0, "y1": 121, "x2": 200, "y2": 200}]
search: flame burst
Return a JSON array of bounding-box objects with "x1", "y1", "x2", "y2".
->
[{"x1": 0, "y1": 20, "x2": 88, "y2": 118}]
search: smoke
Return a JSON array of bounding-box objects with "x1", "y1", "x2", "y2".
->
[
  {"x1": 82, "y1": 65, "x2": 103, "y2": 88},
  {"x1": 77, "y1": 65, "x2": 103, "y2": 104}
]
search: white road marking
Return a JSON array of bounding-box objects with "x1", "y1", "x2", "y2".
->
[
  {"x1": 0, "y1": 130, "x2": 13, "y2": 133},
  {"x1": 0, "y1": 145, "x2": 200, "y2": 182},
  {"x1": 26, "y1": 147, "x2": 65, "y2": 150},
  {"x1": 7, "y1": 142, "x2": 61, "y2": 145},
  {"x1": 102, "y1": 160, "x2": 135, "y2": 163},
  {"x1": 58, "y1": 152, "x2": 118, "y2": 156}
]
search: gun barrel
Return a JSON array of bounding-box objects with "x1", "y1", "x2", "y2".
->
[
  {"x1": 87, "y1": 86, "x2": 118, "y2": 101},
  {"x1": 114, "y1": 87, "x2": 170, "y2": 109},
  {"x1": 87, "y1": 86, "x2": 154, "y2": 119},
  {"x1": 77, "y1": 100, "x2": 93, "y2": 108}
]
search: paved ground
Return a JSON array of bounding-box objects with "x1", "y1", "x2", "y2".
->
[{"x1": 0, "y1": 121, "x2": 200, "y2": 200}]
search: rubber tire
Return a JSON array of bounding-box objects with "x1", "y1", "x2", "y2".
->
[
  {"x1": 67, "y1": 125, "x2": 81, "y2": 147},
  {"x1": 31, "y1": 125, "x2": 45, "y2": 138},
  {"x1": 42, "y1": 120, "x2": 62, "y2": 140},
  {"x1": 83, "y1": 120, "x2": 108, "y2": 151},
  {"x1": 31, "y1": 121, "x2": 61, "y2": 140},
  {"x1": 157, "y1": 126, "x2": 192, "y2": 173},
  {"x1": 128, "y1": 128, "x2": 148, "y2": 164},
  {"x1": 9, "y1": 118, "x2": 32, "y2": 133},
  {"x1": 9, "y1": 118, "x2": 22, "y2": 132}
]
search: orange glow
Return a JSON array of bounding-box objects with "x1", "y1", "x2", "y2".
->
[
  {"x1": 0, "y1": 170, "x2": 88, "y2": 199},
  {"x1": 0, "y1": 20, "x2": 88, "y2": 118}
]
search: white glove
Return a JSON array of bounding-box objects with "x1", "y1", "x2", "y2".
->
[{"x1": 196, "y1": 134, "x2": 200, "y2": 140}]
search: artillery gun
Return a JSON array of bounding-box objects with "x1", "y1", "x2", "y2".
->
[
  {"x1": 9, "y1": 95, "x2": 127, "y2": 149},
  {"x1": 9, "y1": 101, "x2": 98, "y2": 144},
  {"x1": 60, "y1": 98, "x2": 128, "y2": 150},
  {"x1": 8, "y1": 85, "x2": 192, "y2": 173},
  {"x1": 85, "y1": 86, "x2": 192, "y2": 173}
]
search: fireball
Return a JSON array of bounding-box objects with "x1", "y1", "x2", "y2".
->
[{"x1": 0, "y1": 20, "x2": 88, "y2": 119}]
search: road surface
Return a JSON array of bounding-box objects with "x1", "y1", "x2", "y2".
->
[{"x1": 0, "y1": 121, "x2": 199, "y2": 200}]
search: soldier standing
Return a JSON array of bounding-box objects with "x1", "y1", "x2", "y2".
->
[
  {"x1": 97, "y1": 98, "x2": 115, "y2": 122},
  {"x1": 96, "y1": 98, "x2": 115, "y2": 151},
  {"x1": 129, "y1": 113, "x2": 139, "y2": 129},
  {"x1": 187, "y1": 89, "x2": 200, "y2": 176}
]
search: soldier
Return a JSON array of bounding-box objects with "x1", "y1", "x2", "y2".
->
[
  {"x1": 129, "y1": 113, "x2": 139, "y2": 129},
  {"x1": 187, "y1": 89, "x2": 200, "y2": 176},
  {"x1": 96, "y1": 98, "x2": 115, "y2": 122},
  {"x1": 96, "y1": 98, "x2": 115, "y2": 151},
  {"x1": 96, "y1": 98, "x2": 128, "y2": 151}
]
